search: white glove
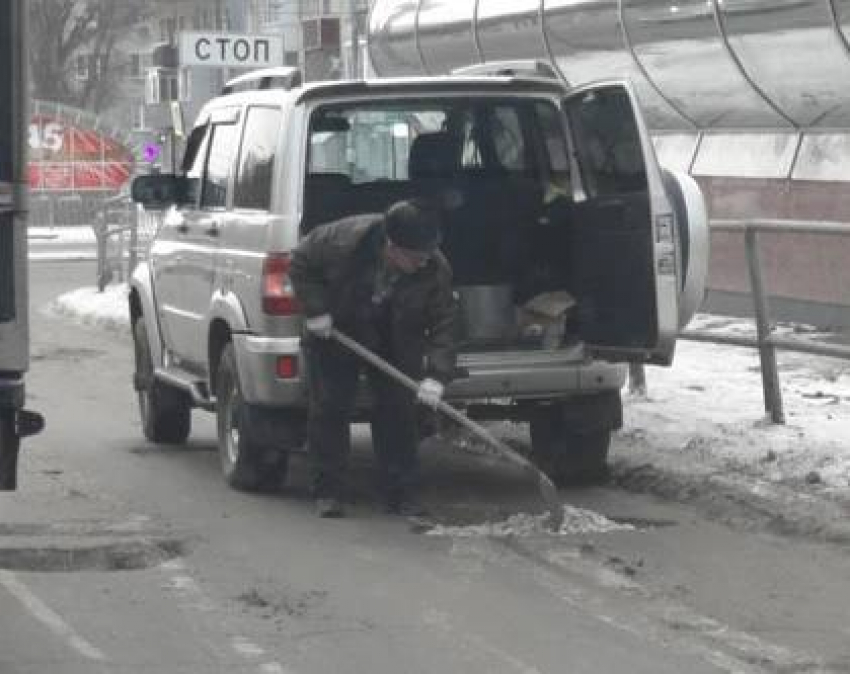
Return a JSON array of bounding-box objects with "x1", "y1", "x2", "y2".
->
[
  {"x1": 417, "y1": 378, "x2": 444, "y2": 409},
  {"x1": 305, "y1": 313, "x2": 333, "y2": 338}
]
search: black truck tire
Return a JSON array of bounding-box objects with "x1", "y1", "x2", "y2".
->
[
  {"x1": 529, "y1": 392, "x2": 620, "y2": 487},
  {"x1": 216, "y1": 344, "x2": 289, "y2": 491},
  {"x1": 133, "y1": 319, "x2": 191, "y2": 444}
]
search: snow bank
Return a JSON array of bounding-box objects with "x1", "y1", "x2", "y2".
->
[
  {"x1": 47, "y1": 284, "x2": 130, "y2": 332},
  {"x1": 619, "y1": 332, "x2": 850, "y2": 490}
]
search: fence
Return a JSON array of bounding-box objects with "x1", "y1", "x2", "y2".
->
[
  {"x1": 678, "y1": 219, "x2": 850, "y2": 424},
  {"x1": 30, "y1": 193, "x2": 110, "y2": 229},
  {"x1": 93, "y1": 196, "x2": 162, "y2": 291}
]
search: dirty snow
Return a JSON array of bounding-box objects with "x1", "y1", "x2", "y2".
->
[
  {"x1": 618, "y1": 314, "x2": 850, "y2": 493},
  {"x1": 47, "y1": 283, "x2": 850, "y2": 509},
  {"x1": 47, "y1": 285, "x2": 130, "y2": 332},
  {"x1": 426, "y1": 505, "x2": 634, "y2": 538}
]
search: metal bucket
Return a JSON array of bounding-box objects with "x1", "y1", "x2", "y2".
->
[{"x1": 456, "y1": 285, "x2": 517, "y2": 341}]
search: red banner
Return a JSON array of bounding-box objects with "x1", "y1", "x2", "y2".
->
[{"x1": 28, "y1": 114, "x2": 133, "y2": 191}]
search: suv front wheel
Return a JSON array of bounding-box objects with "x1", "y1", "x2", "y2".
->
[
  {"x1": 133, "y1": 319, "x2": 192, "y2": 444},
  {"x1": 216, "y1": 344, "x2": 288, "y2": 491}
]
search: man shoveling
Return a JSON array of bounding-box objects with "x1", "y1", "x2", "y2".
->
[{"x1": 290, "y1": 199, "x2": 457, "y2": 518}]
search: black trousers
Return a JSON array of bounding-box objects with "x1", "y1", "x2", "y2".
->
[{"x1": 304, "y1": 334, "x2": 422, "y2": 500}]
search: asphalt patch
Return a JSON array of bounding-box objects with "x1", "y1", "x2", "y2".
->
[{"x1": 0, "y1": 537, "x2": 186, "y2": 572}]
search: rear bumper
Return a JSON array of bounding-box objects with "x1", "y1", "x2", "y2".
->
[
  {"x1": 232, "y1": 334, "x2": 307, "y2": 406},
  {"x1": 452, "y1": 349, "x2": 626, "y2": 400},
  {"x1": 233, "y1": 335, "x2": 626, "y2": 407}
]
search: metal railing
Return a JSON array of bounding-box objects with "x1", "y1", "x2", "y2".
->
[
  {"x1": 101, "y1": 206, "x2": 849, "y2": 424},
  {"x1": 93, "y1": 196, "x2": 162, "y2": 291},
  {"x1": 678, "y1": 218, "x2": 850, "y2": 424}
]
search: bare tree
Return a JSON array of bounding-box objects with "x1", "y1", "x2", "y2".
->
[{"x1": 29, "y1": 0, "x2": 147, "y2": 113}]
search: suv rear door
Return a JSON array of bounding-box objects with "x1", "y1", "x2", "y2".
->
[
  {"x1": 563, "y1": 81, "x2": 680, "y2": 365},
  {"x1": 154, "y1": 107, "x2": 241, "y2": 369}
]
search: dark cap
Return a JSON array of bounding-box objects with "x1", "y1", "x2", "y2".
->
[{"x1": 384, "y1": 200, "x2": 442, "y2": 252}]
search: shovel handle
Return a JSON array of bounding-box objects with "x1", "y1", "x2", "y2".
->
[{"x1": 329, "y1": 329, "x2": 562, "y2": 523}]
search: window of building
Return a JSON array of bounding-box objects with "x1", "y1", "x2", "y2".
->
[
  {"x1": 129, "y1": 53, "x2": 153, "y2": 79},
  {"x1": 75, "y1": 54, "x2": 108, "y2": 81},
  {"x1": 132, "y1": 105, "x2": 145, "y2": 131},
  {"x1": 234, "y1": 107, "x2": 282, "y2": 211},
  {"x1": 75, "y1": 55, "x2": 89, "y2": 80},
  {"x1": 179, "y1": 68, "x2": 191, "y2": 103},
  {"x1": 160, "y1": 17, "x2": 176, "y2": 42},
  {"x1": 146, "y1": 70, "x2": 181, "y2": 104}
]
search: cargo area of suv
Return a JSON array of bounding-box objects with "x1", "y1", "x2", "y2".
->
[{"x1": 302, "y1": 91, "x2": 659, "y2": 355}]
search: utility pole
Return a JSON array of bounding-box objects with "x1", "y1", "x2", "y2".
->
[
  {"x1": 0, "y1": 0, "x2": 45, "y2": 489},
  {"x1": 349, "y1": 0, "x2": 361, "y2": 79},
  {"x1": 215, "y1": 0, "x2": 224, "y2": 29}
]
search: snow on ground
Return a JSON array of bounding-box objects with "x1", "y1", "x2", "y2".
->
[
  {"x1": 45, "y1": 284, "x2": 850, "y2": 502},
  {"x1": 619, "y1": 314, "x2": 850, "y2": 492},
  {"x1": 426, "y1": 505, "x2": 634, "y2": 538},
  {"x1": 28, "y1": 226, "x2": 98, "y2": 261},
  {"x1": 28, "y1": 226, "x2": 96, "y2": 243},
  {"x1": 47, "y1": 284, "x2": 130, "y2": 332}
]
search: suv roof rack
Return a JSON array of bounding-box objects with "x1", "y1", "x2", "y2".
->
[
  {"x1": 451, "y1": 60, "x2": 561, "y2": 81},
  {"x1": 222, "y1": 67, "x2": 303, "y2": 95}
]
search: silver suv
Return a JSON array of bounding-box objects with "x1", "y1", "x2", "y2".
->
[{"x1": 131, "y1": 66, "x2": 708, "y2": 491}]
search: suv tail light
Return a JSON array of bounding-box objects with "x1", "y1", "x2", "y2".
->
[{"x1": 262, "y1": 253, "x2": 300, "y2": 316}]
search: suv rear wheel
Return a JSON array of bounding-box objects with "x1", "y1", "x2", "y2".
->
[
  {"x1": 133, "y1": 319, "x2": 191, "y2": 444},
  {"x1": 529, "y1": 393, "x2": 619, "y2": 487},
  {"x1": 216, "y1": 344, "x2": 288, "y2": 491}
]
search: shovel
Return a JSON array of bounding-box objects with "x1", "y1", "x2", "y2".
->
[{"x1": 330, "y1": 328, "x2": 564, "y2": 530}]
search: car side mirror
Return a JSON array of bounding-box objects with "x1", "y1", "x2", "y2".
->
[{"x1": 131, "y1": 174, "x2": 190, "y2": 210}]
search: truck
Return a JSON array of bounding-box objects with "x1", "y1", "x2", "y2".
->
[{"x1": 130, "y1": 62, "x2": 708, "y2": 491}]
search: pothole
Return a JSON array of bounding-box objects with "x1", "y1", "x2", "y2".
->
[
  {"x1": 0, "y1": 521, "x2": 157, "y2": 537},
  {"x1": 0, "y1": 538, "x2": 186, "y2": 572}
]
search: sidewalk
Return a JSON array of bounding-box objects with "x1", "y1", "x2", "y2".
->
[{"x1": 28, "y1": 226, "x2": 97, "y2": 262}]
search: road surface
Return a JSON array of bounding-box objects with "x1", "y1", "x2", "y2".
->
[{"x1": 1, "y1": 260, "x2": 849, "y2": 673}]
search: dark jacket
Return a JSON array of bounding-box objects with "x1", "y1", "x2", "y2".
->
[{"x1": 290, "y1": 214, "x2": 458, "y2": 382}]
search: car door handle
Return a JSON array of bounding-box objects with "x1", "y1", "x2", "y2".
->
[
  {"x1": 177, "y1": 223, "x2": 189, "y2": 234},
  {"x1": 205, "y1": 225, "x2": 220, "y2": 237}
]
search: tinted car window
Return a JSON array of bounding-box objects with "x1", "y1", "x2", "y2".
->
[
  {"x1": 309, "y1": 109, "x2": 448, "y2": 183},
  {"x1": 234, "y1": 107, "x2": 282, "y2": 210},
  {"x1": 564, "y1": 87, "x2": 647, "y2": 196},
  {"x1": 491, "y1": 106, "x2": 525, "y2": 171},
  {"x1": 201, "y1": 122, "x2": 239, "y2": 210},
  {"x1": 182, "y1": 124, "x2": 210, "y2": 205}
]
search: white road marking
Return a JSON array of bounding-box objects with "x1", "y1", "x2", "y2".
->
[
  {"x1": 158, "y1": 560, "x2": 296, "y2": 674},
  {"x1": 231, "y1": 635, "x2": 266, "y2": 658},
  {"x1": 0, "y1": 569, "x2": 107, "y2": 662}
]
